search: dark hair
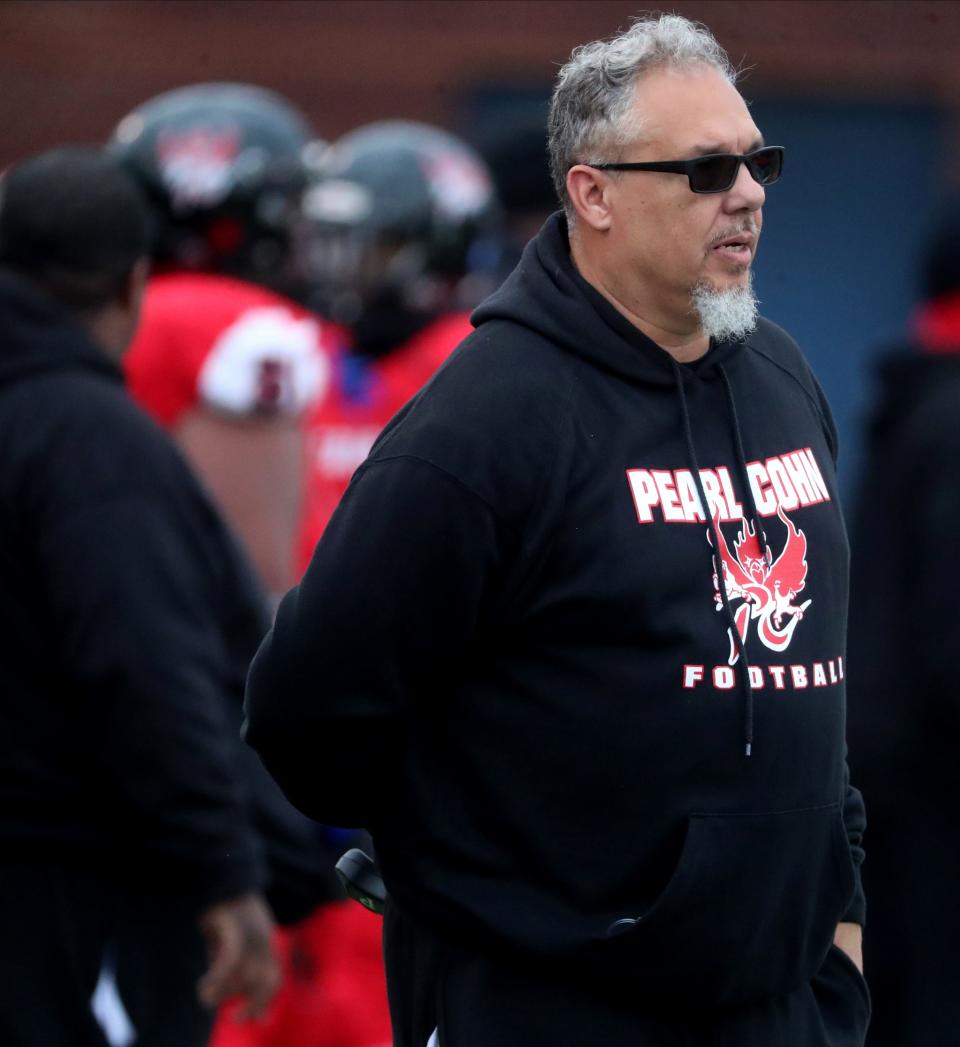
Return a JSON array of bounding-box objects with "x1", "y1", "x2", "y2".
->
[
  {"x1": 0, "y1": 147, "x2": 150, "y2": 311},
  {"x1": 922, "y1": 197, "x2": 960, "y2": 302}
]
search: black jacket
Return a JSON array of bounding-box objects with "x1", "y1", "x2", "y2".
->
[
  {"x1": 847, "y1": 344, "x2": 960, "y2": 1046},
  {"x1": 247, "y1": 215, "x2": 866, "y2": 1011},
  {"x1": 0, "y1": 271, "x2": 266, "y2": 907},
  {"x1": 848, "y1": 349, "x2": 960, "y2": 784}
]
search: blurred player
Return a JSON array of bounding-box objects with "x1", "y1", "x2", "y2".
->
[
  {"x1": 110, "y1": 82, "x2": 332, "y2": 602},
  {"x1": 297, "y1": 119, "x2": 502, "y2": 569},
  {"x1": 246, "y1": 121, "x2": 500, "y2": 1047}
]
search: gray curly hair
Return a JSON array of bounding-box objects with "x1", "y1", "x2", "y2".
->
[{"x1": 548, "y1": 13, "x2": 738, "y2": 217}]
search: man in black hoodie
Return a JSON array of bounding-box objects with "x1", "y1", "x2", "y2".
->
[
  {"x1": 846, "y1": 201, "x2": 960, "y2": 1046},
  {"x1": 0, "y1": 149, "x2": 278, "y2": 1045},
  {"x1": 245, "y1": 14, "x2": 868, "y2": 1046}
]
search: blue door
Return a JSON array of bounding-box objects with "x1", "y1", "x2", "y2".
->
[{"x1": 749, "y1": 99, "x2": 945, "y2": 501}]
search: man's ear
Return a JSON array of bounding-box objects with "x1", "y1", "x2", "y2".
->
[
  {"x1": 566, "y1": 164, "x2": 614, "y2": 231},
  {"x1": 112, "y1": 256, "x2": 150, "y2": 352},
  {"x1": 120, "y1": 256, "x2": 150, "y2": 311}
]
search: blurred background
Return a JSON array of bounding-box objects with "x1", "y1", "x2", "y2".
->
[{"x1": 2, "y1": 0, "x2": 959, "y2": 498}]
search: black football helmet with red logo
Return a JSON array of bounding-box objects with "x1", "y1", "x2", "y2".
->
[
  {"x1": 302, "y1": 120, "x2": 502, "y2": 354},
  {"x1": 108, "y1": 82, "x2": 322, "y2": 298}
]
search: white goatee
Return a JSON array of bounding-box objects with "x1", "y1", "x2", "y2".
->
[{"x1": 690, "y1": 271, "x2": 759, "y2": 343}]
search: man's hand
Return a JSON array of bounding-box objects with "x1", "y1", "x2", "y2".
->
[
  {"x1": 833, "y1": 920, "x2": 863, "y2": 974},
  {"x1": 197, "y1": 891, "x2": 280, "y2": 1020}
]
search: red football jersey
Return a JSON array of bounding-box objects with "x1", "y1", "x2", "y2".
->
[
  {"x1": 297, "y1": 312, "x2": 474, "y2": 572},
  {"x1": 125, "y1": 272, "x2": 331, "y2": 427}
]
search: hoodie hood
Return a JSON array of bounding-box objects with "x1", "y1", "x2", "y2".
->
[
  {"x1": 0, "y1": 269, "x2": 122, "y2": 389},
  {"x1": 472, "y1": 211, "x2": 743, "y2": 387}
]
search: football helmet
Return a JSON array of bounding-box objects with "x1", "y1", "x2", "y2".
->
[
  {"x1": 108, "y1": 82, "x2": 321, "y2": 297},
  {"x1": 302, "y1": 120, "x2": 501, "y2": 352}
]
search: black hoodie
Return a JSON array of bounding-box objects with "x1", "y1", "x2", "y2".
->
[
  {"x1": 247, "y1": 215, "x2": 866, "y2": 1010},
  {"x1": 0, "y1": 270, "x2": 268, "y2": 907}
]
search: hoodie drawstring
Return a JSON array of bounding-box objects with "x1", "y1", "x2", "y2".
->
[
  {"x1": 719, "y1": 365, "x2": 772, "y2": 566},
  {"x1": 671, "y1": 360, "x2": 755, "y2": 757}
]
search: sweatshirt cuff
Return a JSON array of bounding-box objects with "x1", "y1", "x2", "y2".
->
[
  {"x1": 163, "y1": 843, "x2": 268, "y2": 912},
  {"x1": 841, "y1": 868, "x2": 866, "y2": 926}
]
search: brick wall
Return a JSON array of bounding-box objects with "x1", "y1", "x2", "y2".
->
[{"x1": 1, "y1": 0, "x2": 959, "y2": 168}]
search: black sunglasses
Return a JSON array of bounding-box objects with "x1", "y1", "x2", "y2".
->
[{"x1": 591, "y1": 145, "x2": 785, "y2": 194}]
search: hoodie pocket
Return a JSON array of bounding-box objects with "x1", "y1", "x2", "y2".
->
[
  {"x1": 811, "y1": 944, "x2": 871, "y2": 1046},
  {"x1": 602, "y1": 802, "x2": 855, "y2": 1007}
]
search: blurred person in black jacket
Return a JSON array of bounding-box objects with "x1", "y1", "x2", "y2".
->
[
  {"x1": 847, "y1": 199, "x2": 960, "y2": 1046},
  {"x1": 106, "y1": 85, "x2": 348, "y2": 1047},
  {"x1": 0, "y1": 148, "x2": 279, "y2": 1046}
]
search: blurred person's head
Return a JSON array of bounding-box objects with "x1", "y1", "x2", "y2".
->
[
  {"x1": 0, "y1": 147, "x2": 150, "y2": 359},
  {"x1": 921, "y1": 197, "x2": 960, "y2": 303},
  {"x1": 478, "y1": 113, "x2": 555, "y2": 255},
  {"x1": 549, "y1": 13, "x2": 780, "y2": 353},
  {"x1": 911, "y1": 196, "x2": 960, "y2": 352},
  {"x1": 108, "y1": 82, "x2": 321, "y2": 301},
  {"x1": 302, "y1": 120, "x2": 501, "y2": 356}
]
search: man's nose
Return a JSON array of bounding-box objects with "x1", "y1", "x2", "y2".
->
[{"x1": 724, "y1": 159, "x2": 765, "y2": 214}]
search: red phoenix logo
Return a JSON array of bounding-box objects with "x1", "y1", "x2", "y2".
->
[{"x1": 708, "y1": 506, "x2": 811, "y2": 665}]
